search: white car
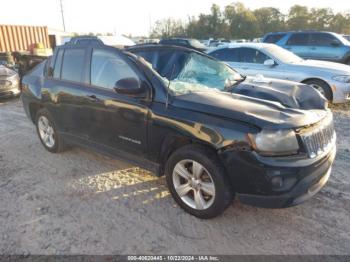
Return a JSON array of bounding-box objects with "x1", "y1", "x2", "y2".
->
[{"x1": 208, "y1": 43, "x2": 350, "y2": 103}]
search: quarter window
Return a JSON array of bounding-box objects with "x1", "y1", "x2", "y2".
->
[
  {"x1": 61, "y1": 49, "x2": 85, "y2": 82},
  {"x1": 91, "y1": 49, "x2": 139, "y2": 89}
]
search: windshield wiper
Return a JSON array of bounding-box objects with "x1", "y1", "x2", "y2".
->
[{"x1": 225, "y1": 75, "x2": 247, "y2": 92}]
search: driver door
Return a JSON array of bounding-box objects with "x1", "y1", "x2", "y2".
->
[{"x1": 85, "y1": 47, "x2": 149, "y2": 156}]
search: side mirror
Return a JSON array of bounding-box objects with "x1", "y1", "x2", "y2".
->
[
  {"x1": 114, "y1": 77, "x2": 145, "y2": 96},
  {"x1": 263, "y1": 59, "x2": 276, "y2": 67}
]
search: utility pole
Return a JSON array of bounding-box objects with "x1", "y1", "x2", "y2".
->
[{"x1": 60, "y1": 0, "x2": 66, "y2": 32}]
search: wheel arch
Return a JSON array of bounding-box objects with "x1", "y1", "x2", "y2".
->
[
  {"x1": 158, "y1": 134, "x2": 219, "y2": 176},
  {"x1": 28, "y1": 103, "x2": 43, "y2": 123},
  {"x1": 301, "y1": 77, "x2": 333, "y2": 101}
]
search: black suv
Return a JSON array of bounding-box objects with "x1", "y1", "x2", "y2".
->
[{"x1": 21, "y1": 42, "x2": 336, "y2": 218}]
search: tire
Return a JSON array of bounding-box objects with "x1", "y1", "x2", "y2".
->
[
  {"x1": 304, "y1": 79, "x2": 332, "y2": 102},
  {"x1": 165, "y1": 144, "x2": 234, "y2": 219},
  {"x1": 35, "y1": 108, "x2": 66, "y2": 153}
]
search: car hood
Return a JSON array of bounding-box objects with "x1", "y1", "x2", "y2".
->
[
  {"x1": 172, "y1": 77, "x2": 328, "y2": 129},
  {"x1": 0, "y1": 65, "x2": 16, "y2": 78},
  {"x1": 292, "y1": 59, "x2": 350, "y2": 74}
]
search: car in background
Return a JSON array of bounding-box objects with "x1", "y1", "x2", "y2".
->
[
  {"x1": 262, "y1": 31, "x2": 350, "y2": 65},
  {"x1": 0, "y1": 64, "x2": 20, "y2": 99},
  {"x1": 208, "y1": 43, "x2": 350, "y2": 103},
  {"x1": 21, "y1": 42, "x2": 335, "y2": 218},
  {"x1": 343, "y1": 35, "x2": 350, "y2": 42},
  {"x1": 159, "y1": 38, "x2": 207, "y2": 52}
]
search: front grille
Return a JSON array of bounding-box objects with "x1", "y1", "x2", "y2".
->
[{"x1": 299, "y1": 115, "x2": 336, "y2": 158}]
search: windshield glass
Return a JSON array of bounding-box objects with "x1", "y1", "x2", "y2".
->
[
  {"x1": 167, "y1": 53, "x2": 243, "y2": 95},
  {"x1": 265, "y1": 45, "x2": 303, "y2": 63}
]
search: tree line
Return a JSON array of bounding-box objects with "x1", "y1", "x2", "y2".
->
[{"x1": 150, "y1": 2, "x2": 350, "y2": 39}]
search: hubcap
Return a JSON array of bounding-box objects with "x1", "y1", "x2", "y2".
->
[
  {"x1": 38, "y1": 116, "x2": 55, "y2": 148},
  {"x1": 310, "y1": 84, "x2": 325, "y2": 96},
  {"x1": 172, "y1": 160, "x2": 215, "y2": 210}
]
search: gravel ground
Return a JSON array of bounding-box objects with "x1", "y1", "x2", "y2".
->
[{"x1": 0, "y1": 98, "x2": 349, "y2": 255}]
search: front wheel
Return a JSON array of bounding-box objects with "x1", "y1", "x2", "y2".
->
[
  {"x1": 165, "y1": 145, "x2": 234, "y2": 219},
  {"x1": 35, "y1": 108, "x2": 66, "y2": 153},
  {"x1": 304, "y1": 79, "x2": 332, "y2": 102}
]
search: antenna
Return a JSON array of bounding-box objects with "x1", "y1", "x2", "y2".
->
[
  {"x1": 60, "y1": 0, "x2": 66, "y2": 32},
  {"x1": 166, "y1": 64, "x2": 176, "y2": 109}
]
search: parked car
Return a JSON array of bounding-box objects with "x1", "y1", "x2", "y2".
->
[
  {"x1": 343, "y1": 35, "x2": 350, "y2": 42},
  {"x1": 21, "y1": 42, "x2": 336, "y2": 218},
  {"x1": 159, "y1": 38, "x2": 207, "y2": 52},
  {"x1": 207, "y1": 43, "x2": 350, "y2": 103},
  {"x1": 262, "y1": 31, "x2": 350, "y2": 65},
  {"x1": 0, "y1": 64, "x2": 20, "y2": 99}
]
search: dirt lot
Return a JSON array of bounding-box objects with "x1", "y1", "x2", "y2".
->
[{"x1": 0, "y1": 98, "x2": 350, "y2": 255}]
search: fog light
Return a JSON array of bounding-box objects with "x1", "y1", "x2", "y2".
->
[{"x1": 271, "y1": 176, "x2": 284, "y2": 188}]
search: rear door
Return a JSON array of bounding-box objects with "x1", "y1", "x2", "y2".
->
[
  {"x1": 44, "y1": 46, "x2": 94, "y2": 139},
  {"x1": 284, "y1": 33, "x2": 311, "y2": 58}
]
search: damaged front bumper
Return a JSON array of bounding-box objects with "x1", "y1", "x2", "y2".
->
[{"x1": 221, "y1": 142, "x2": 336, "y2": 209}]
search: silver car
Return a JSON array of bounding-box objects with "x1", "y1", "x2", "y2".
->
[
  {"x1": 0, "y1": 65, "x2": 20, "y2": 99},
  {"x1": 208, "y1": 43, "x2": 350, "y2": 103}
]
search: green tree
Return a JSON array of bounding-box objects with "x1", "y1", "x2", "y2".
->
[
  {"x1": 254, "y1": 7, "x2": 285, "y2": 35},
  {"x1": 224, "y1": 2, "x2": 259, "y2": 39},
  {"x1": 308, "y1": 8, "x2": 333, "y2": 30},
  {"x1": 287, "y1": 5, "x2": 310, "y2": 30}
]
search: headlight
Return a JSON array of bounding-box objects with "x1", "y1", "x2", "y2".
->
[
  {"x1": 249, "y1": 129, "x2": 299, "y2": 156},
  {"x1": 332, "y1": 75, "x2": 350, "y2": 83}
]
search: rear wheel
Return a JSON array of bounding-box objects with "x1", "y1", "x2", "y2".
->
[
  {"x1": 35, "y1": 108, "x2": 66, "y2": 153},
  {"x1": 304, "y1": 79, "x2": 332, "y2": 102},
  {"x1": 165, "y1": 145, "x2": 234, "y2": 219}
]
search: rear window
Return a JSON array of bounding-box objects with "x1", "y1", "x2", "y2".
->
[
  {"x1": 61, "y1": 49, "x2": 85, "y2": 82},
  {"x1": 264, "y1": 34, "x2": 286, "y2": 43},
  {"x1": 287, "y1": 33, "x2": 310, "y2": 46}
]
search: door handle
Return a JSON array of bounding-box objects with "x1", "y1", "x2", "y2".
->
[{"x1": 86, "y1": 95, "x2": 100, "y2": 102}]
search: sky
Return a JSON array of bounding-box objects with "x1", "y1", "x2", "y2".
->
[{"x1": 0, "y1": 0, "x2": 349, "y2": 36}]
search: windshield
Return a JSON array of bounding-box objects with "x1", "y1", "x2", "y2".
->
[
  {"x1": 265, "y1": 45, "x2": 304, "y2": 63},
  {"x1": 167, "y1": 53, "x2": 243, "y2": 95}
]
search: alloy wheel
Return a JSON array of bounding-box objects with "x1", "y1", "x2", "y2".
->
[
  {"x1": 38, "y1": 115, "x2": 55, "y2": 148},
  {"x1": 172, "y1": 159, "x2": 216, "y2": 210}
]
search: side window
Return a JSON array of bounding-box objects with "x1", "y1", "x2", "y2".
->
[
  {"x1": 210, "y1": 48, "x2": 239, "y2": 62},
  {"x1": 61, "y1": 49, "x2": 85, "y2": 82},
  {"x1": 53, "y1": 49, "x2": 64, "y2": 78},
  {"x1": 91, "y1": 49, "x2": 139, "y2": 89},
  {"x1": 287, "y1": 33, "x2": 310, "y2": 46},
  {"x1": 310, "y1": 33, "x2": 340, "y2": 46},
  {"x1": 264, "y1": 34, "x2": 286, "y2": 43},
  {"x1": 239, "y1": 48, "x2": 269, "y2": 63}
]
